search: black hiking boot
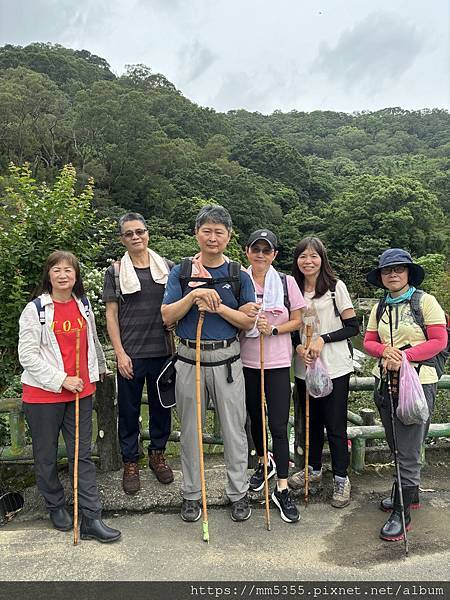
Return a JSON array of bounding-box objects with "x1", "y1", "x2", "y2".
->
[{"x1": 380, "y1": 485, "x2": 417, "y2": 542}]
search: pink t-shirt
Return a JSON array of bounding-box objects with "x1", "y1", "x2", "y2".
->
[{"x1": 240, "y1": 275, "x2": 306, "y2": 369}]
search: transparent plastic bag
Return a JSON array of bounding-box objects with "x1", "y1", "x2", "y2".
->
[
  {"x1": 305, "y1": 357, "x2": 333, "y2": 398},
  {"x1": 397, "y1": 354, "x2": 429, "y2": 425}
]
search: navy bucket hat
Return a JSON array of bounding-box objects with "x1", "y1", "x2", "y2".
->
[{"x1": 366, "y1": 248, "x2": 425, "y2": 289}]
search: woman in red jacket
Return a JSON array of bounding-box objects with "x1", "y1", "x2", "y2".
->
[{"x1": 18, "y1": 251, "x2": 121, "y2": 543}]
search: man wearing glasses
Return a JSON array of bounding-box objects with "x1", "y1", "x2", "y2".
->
[{"x1": 102, "y1": 212, "x2": 174, "y2": 495}]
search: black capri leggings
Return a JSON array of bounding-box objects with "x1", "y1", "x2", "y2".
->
[
  {"x1": 244, "y1": 367, "x2": 291, "y2": 479},
  {"x1": 295, "y1": 373, "x2": 350, "y2": 478}
]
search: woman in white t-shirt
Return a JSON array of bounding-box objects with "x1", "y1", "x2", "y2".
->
[
  {"x1": 240, "y1": 229, "x2": 305, "y2": 523},
  {"x1": 288, "y1": 237, "x2": 359, "y2": 508}
]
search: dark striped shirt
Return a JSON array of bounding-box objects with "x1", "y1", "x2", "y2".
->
[{"x1": 102, "y1": 265, "x2": 170, "y2": 359}]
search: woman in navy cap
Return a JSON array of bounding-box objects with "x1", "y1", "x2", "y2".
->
[{"x1": 364, "y1": 248, "x2": 447, "y2": 541}]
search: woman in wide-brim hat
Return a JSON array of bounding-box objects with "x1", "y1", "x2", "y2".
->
[{"x1": 363, "y1": 248, "x2": 447, "y2": 542}]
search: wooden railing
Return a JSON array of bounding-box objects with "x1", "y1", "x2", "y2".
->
[{"x1": 1, "y1": 375, "x2": 449, "y2": 473}]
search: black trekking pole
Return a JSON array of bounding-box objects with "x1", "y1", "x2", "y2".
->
[{"x1": 387, "y1": 305, "x2": 409, "y2": 556}]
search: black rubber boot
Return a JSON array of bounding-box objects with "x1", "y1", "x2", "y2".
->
[
  {"x1": 380, "y1": 482, "x2": 420, "y2": 512},
  {"x1": 49, "y1": 507, "x2": 73, "y2": 531},
  {"x1": 380, "y1": 485, "x2": 417, "y2": 542},
  {"x1": 80, "y1": 516, "x2": 121, "y2": 543}
]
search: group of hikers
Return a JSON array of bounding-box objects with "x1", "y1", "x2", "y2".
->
[{"x1": 17, "y1": 204, "x2": 448, "y2": 545}]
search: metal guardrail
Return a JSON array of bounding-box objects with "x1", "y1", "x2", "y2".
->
[{"x1": 1, "y1": 375, "x2": 449, "y2": 471}]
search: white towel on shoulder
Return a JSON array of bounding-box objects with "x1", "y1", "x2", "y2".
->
[
  {"x1": 119, "y1": 249, "x2": 169, "y2": 294},
  {"x1": 245, "y1": 265, "x2": 285, "y2": 337}
]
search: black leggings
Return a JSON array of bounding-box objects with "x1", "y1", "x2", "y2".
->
[
  {"x1": 244, "y1": 367, "x2": 291, "y2": 479},
  {"x1": 295, "y1": 373, "x2": 350, "y2": 478}
]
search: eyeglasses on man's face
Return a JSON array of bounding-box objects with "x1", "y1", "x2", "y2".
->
[
  {"x1": 249, "y1": 245, "x2": 274, "y2": 255},
  {"x1": 120, "y1": 228, "x2": 148, "y2": 239},
  {"x1": 380, "y1": 265, "x2": 407, "y2": 276}
]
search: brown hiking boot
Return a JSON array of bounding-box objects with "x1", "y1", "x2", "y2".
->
[
  {"x1": 122, "y1": 462, "x2": 140, "y2": 495},
  {"x1": 148, "y1": 450, "x2": 174, "y2": 484}
]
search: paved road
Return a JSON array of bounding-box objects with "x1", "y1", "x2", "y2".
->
[{"x1": 1, "y1": 496, "x2": 449, "y2": 582}]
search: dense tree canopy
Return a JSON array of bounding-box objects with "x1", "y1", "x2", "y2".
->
[{"x1": 0, "y1": 43, "x2": 448, "y2": 306}]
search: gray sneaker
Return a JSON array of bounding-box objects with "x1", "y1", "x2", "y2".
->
[
  {"x1": 331, "y1": 476, "x2": 351, "y2": 508},
  {"x1": 288, "y1": 467, "x2": 322, "y2": 491},
  {"x1": 231, "y1": 495, "x2": 251, "y2": 522},
  {"x1": 181, "y1": 499, "x2": 201, "y2": 522}
]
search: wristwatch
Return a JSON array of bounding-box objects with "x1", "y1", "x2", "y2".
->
[{"x1": 271, "y1": 326, "x2": 279, "y2": 336}]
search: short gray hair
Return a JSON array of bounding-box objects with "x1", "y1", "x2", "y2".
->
[
  {"x1": 195, "y1": 204, "x2": 232, "y2": 232},
  {"x1": 118, "y1": 212, "x2": 147, "y2": 233}
]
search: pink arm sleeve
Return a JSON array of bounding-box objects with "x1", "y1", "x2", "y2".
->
[
  {"x1": 404, "y1": 325, "x2": 448, "y2": 362},
  {"x1": 363, "y1": 330, "x2": 386, "y2": 358}
]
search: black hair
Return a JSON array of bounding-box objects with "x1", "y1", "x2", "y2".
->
[{"x1": 292, "y1": 237, "x2": 337, "y2": 298}]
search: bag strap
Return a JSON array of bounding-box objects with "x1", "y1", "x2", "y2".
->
[
  {"x1": 33, "y1": 296, "x2": 90, "y2": 324},
  {"x1": 32, "y1": 298, "x2": 46, "y2": 325},
  {"x1": 278, "y1": 272, "x2": 290, "y2": 312},
  {"x1": 409, "y1": 289, "x2": 427, "y2": 338},
  {"x1": 329, "y1": 281, "x2": 341, "y2": 319},
  {"x1": 179, "y1": 258, "x2": 242, "y2": 303}
]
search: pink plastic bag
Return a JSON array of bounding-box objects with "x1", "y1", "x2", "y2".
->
[
  {"x1": 397, "y1": 354, "x2": 429, "y2": 425},
  {"x1": 305, "y1": 357, "x2": 333, "y2": 398}
]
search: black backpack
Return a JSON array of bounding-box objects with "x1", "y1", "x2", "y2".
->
[
  {"x1": 179, "y1": 259, "x2": 291, "y2": 311},
  {"x1": 179, "y1": 258, "x2": 242, "y2": 301},
  {"x1": 375, "y1": 289, "x2": 450, "y2": 379}
]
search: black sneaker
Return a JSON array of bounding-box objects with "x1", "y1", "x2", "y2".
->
[
  {"x1": 249, "y1": 456, "x2": 276, "y2": 492},
  {"x1": 180, "y1": 499, "x2": 201, "y2": 522},
  {"x1": 231, "y1": 495, "x2": 252, "y2": 522},
  {"x1": 272, "y1": 488, "x2": 300, "y2": 523}
]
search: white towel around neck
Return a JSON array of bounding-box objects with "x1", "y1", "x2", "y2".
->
[
  {"x1": 119, "y1": 249, "x2": 169, "y2": 294},
  {"x1": 245, "y1": 265, "x2": 285, "y2": 337}
]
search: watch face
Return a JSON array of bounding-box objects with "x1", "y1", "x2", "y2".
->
[{"x1": 272, "y1": 327, "x2": 279, "y2": 336}]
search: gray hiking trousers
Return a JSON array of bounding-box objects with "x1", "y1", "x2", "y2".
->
[
  {"x1": 175, "y1": 340, "x2": 249, "y2": 501},
  {"x1": 374, "y1": 377, "x2": 437, "y2": 486}
]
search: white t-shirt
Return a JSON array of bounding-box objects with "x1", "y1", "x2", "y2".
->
[{"x1": 294, "y1": 280, "x2": 354, "y2": 380}]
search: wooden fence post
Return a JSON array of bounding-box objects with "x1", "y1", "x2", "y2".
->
[{"x1": 95, "y1": 373, "x2": 122, "y2": 472}]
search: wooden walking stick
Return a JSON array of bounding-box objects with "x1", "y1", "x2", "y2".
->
[
  {"x1": 260, "y1": 334, "x2": 271, "y2": 531},
  {"x1": 73, "y1": 328, "x2": 81, "y2": 545},
  {"x1": 195, "y1": 311, "x2": 209, "y2": 543},
  {"x1": 303, "y1": 321, "x2": 313, "y2": 506}
]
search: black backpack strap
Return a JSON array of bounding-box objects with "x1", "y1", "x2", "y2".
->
[
  {"x1": 409, "y1": 289, "x2": 427, "y2": 338},
  {"x1": 113, "y1": 260, "x2": 122, "y2": 300},
  {"x1": 375, "y1": 294, "x2": 388, "y2": 326},
  {"x1": 32, "y1": 298, "x2": 46, "y2": 325},
  {"x1": 179, "y1": 258, "x2": 242, "y2": 302},
  {"x1": 179, "y1": 257, "x2": 193, "y2": 295},
  {"x1": 228, "y1": 261, "x2": 241, "y2": 302},
  {"x1": 329, "y1": 281, "x2": 340, "y2": 318},
  {"x1": 278, "y1": 272, "x2": 290, "y2": 312}
]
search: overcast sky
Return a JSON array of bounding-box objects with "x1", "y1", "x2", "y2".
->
[{"x1": 1, "y1": 0, "x2": 448, "y2": 114}]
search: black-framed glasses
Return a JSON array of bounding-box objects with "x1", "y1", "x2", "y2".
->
[
  {"x1": 380, "y1": 265, "x2": 407, "y2": 276},
  {"x1": 249, "y1": 246, "x2": 274, "y2": 255},
  {"x1": 120, "y1": 228, "x2": 148, "y2": 239}
]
